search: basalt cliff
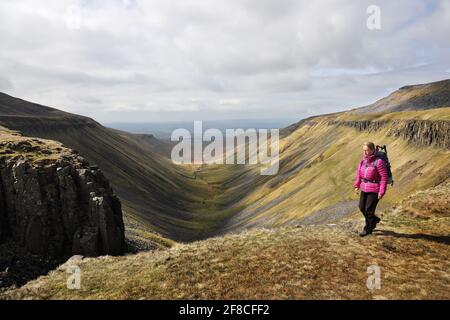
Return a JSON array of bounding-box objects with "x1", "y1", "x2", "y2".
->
[{"x1": 0, "y1": 129, "x2": 125, "y2": 258}]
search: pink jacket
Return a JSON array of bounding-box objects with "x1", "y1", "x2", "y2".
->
[{"x1": 354, "y1": 151, "x2": 388, "y2": 197}]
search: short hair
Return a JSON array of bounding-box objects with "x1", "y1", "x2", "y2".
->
[{"x1": 363, "y1": 142, "x2": 376, "y2": 151}]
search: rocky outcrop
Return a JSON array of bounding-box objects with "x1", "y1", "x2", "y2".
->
[
  {"x1": 387, "y1": 120, "x2": 450, "y2": 150},
  {"x1": 329, "y1": 120, "x2": 450, "y2": 150},
  {"x1": 0, "y1": 137, "x2": 125, "y2": 258},
  {"x1": 328, "y1": 120, "x2": 389, "y2": 132}
]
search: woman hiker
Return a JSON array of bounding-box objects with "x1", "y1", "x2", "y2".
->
[{"x1": 354, "y1": 142, "x2": 389, "y2": 237}]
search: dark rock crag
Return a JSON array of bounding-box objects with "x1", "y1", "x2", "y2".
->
[
  {"x1": 328, "y1": 120, "x2": 450, "y2": 150},
  {"x1": 0, "y1": 139, "x2": 125, "y2": 258}
]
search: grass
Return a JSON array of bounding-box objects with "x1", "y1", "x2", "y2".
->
[
  {"x1": 379, "y1": 181, "x2": 450, "y2": 235},
  {"x1": 2, "y1": 182, "x2": 449, "y2": 300},
  {"x1": 0, "y1": 130, "x2": 72, "y2": 164},
  {"x1": 122, "y1": 213, "x2": 177, "y2": 250}
]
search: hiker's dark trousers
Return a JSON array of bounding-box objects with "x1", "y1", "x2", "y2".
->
[{"x1": 359, "y1": 191, "x2": 379, "y2": 230}]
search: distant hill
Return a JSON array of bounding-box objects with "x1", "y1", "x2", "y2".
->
[
  {"x1": 0, "y1": 93, "x2": 79, "y2": 118},
  {"x1": 106, "y1": 119, "x2": 292, "y2": 140},
  {"x1": 351, "y1": 79, "x2": 450, "y2": 114}
]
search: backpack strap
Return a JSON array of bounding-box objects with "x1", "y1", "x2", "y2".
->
[{"x1": 362, "y1": 158, "x2": 378, "y2": 168}]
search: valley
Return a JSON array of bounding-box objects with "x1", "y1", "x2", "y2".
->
[{"x1": 0, "y1": 79, "x2": 449, "y2": 299}]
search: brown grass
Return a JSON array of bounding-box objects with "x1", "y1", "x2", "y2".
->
[{"x1": 2, "y1": 183, "x2": 449, "y2": 300}]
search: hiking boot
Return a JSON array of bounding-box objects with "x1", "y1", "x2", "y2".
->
[
  {"x1": 359, "y1": 228, "x2": 372, "y2": 237},
  {"x1": 372, "y1": 216, "x2": 381, "y2": 230}
]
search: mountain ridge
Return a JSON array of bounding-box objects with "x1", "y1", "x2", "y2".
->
[{"x1": 351, "y1": 79, "x2": 450, "y2": 114}]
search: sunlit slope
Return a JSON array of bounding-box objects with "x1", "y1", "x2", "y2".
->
[
  {"x1": 352, "y1": 79, "x2": 450, "y2": 114},
  {"x1": 196, "y1": 107, "x2": 450, "y2": 234},
  {"x1": 339, "y1": 105, "x2": 450, "y2": 121}
]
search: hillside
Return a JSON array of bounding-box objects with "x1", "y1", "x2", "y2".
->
[
  {"x1": 352, "y1": 79, "x2": 450, "y2": 114},
  {"x1": 0, "y1": 93, "x2": 216, "y2": 242},
  {"x1": 2, "y1": 181, "x2": 449, "y2": 300},
  {"x1": 192, "y1": 107, "x2": 450, "y2": 235}
]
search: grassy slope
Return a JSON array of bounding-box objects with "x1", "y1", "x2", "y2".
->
[
  {"x1": 2, "y1": 181, "x2": 449, "y2": 300},
  {"x1": 0, "y1": 129, "x2": 72, "y2": 164},
  {"x1": 192, "y1": 107, "x2": 450, "y2": 233},
  {"x1": 338, "y1": 106, "x2": 450, "y2": 121},
  {"x1": 352, "y1": 79, "x2": 450, "y2": 114}
]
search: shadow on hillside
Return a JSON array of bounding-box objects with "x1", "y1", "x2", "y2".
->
[{"x1": 374, "y1": 230, "x2": 450, "y2": 245}]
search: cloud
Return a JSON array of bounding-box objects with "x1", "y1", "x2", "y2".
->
[
  {"x1": 0, "y1": 77, "x2": 14, "y2": 91},
  {"x1": 0, "y1": 0, "x2": 449, "y2": 122},
  {"x1": 219, "y1": 99, "x2": 241, "y2": 106}
]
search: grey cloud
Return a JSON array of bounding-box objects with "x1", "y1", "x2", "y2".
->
[
  {"x1": 0, "y1": 77, "x2": 14, "y2": 91},
  {"x1": 0, "y1": 0, "x2": 448, "y2": 122}
]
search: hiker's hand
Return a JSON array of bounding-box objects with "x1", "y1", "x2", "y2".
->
[
  {"x1": 378, "y1": 194, "x2": 384, "y2": 200},
  {"x1": 355, "y1": 188, "x2": 359, "y2": 194}
]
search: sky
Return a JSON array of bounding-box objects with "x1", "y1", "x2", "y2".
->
[{"x1": 0, "y1": 0, "x2": 449, "y2": 123}]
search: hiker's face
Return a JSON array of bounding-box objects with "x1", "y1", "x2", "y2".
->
[{"x1": 363, "y1": 146, "x2": 374, "y2": 156}]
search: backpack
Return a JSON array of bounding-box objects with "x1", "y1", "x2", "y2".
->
[
  {"x1": 359, "y1": 145, "x2": 394, "y2": 186},
  {"x1": 375, "y1": 145, "x2": 394, "y2": 186}
]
